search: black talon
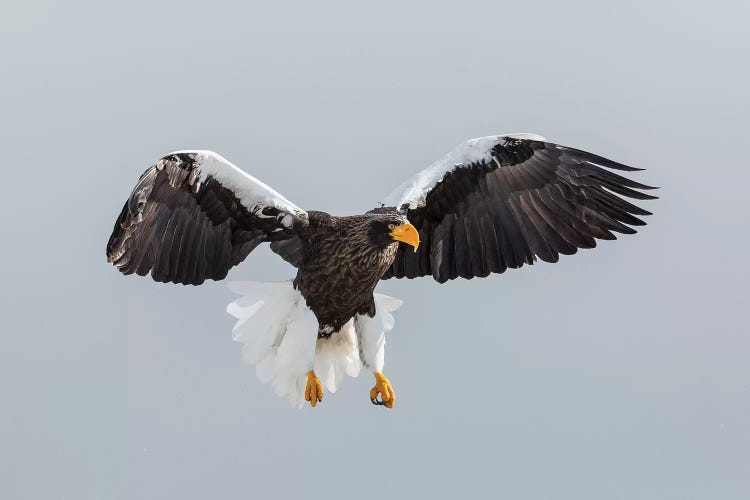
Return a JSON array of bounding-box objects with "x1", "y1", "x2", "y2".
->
[{"x1": 371, "y1": 397, "x2": 384, "y2": 405}]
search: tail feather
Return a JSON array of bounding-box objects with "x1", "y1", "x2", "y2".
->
[
  {"x1": 227, "y1": 281, "x2": 297, "y2": 365},
  {"x1": 314, "y1": 320, "x2": 361, "y2": 393},
  {"x1": 227, "y1": 280, "x2": 401, "y2": 407}
]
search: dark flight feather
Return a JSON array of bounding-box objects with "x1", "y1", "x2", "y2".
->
[
  {"x1": 107, "y1": 152, "x2": 306, "y2": 285},
  {"x1": 382, "y1": 136, "x2": 657, "y2": 282}
]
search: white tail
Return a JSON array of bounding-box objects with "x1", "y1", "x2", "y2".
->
[{"x1": 227, "y1": 280, "x2": 402, "y2": 407}]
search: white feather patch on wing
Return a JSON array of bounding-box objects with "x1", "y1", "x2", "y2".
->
[
  {"x1": 169, "y1": 150, "x2": 308, "y2": 226},
  {"x1": 227, "y1": 282, "x2": 402, "y2": 406},
  {"x1": 382, "y1": 133, "x2": 547, "y2": 211}
]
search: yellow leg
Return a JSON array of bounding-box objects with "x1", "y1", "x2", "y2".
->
[
  {"x1": 370, "y1": 372, "x2": 396, "y2": 408},
  {"x1": 305, "y1": 370, "x2": 323, "y2": 407}
]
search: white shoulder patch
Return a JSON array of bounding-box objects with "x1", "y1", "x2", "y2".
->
[
  {"x1": 502, "y1": 133, "x2": 546, "y2": 141},
  {"x1": 170, "y1": 150, "x2": 308, "y2": 226},
  {"x1": 382, "y1": 133, "x2": 546, "y2": 211}
]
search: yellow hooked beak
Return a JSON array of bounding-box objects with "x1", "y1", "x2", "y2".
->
[{"x1": 389, "y1": 223, "x2": 420, "y2": 252}]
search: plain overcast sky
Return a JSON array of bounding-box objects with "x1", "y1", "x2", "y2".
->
[{"x1": 2, "y1": 1, "x2": 749, "y2": 499}]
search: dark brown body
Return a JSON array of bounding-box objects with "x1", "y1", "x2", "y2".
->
[{"x1": 292, "y1": 211, "x2": 400, "y2": 337}]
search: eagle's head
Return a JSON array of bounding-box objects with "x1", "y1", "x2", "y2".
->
[{"x1": 366, "y1": 213, "x2": 420, "y2": 252}]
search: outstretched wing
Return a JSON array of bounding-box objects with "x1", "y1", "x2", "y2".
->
[
  {"x1": 381, "y1": 134, "x2": 657, "y2": 283},
  {"x1": 106, "y1": 151, "x2": 308, "y2": 285}
]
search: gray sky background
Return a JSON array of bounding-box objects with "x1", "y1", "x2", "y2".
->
[{"x1": 2, "y1": 1, "x2": 749, "y2": 499}]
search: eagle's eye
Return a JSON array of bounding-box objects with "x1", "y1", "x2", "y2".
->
[{"x1": 387, "y1": 223, "x2": 396, "y2": 230}]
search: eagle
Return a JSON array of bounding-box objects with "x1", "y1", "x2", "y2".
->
[{"x1": 106, "y1": 134, "x2": 656, "y2": 408}]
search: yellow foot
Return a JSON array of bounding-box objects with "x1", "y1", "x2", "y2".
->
[
  {"x1": 305, "y1": 370, "x2": 323, "y2": 407},
  {"x1": 370, "y1": 372, "x2": 396, "y2": 408}
]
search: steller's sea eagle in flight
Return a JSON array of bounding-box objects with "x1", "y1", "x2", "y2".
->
[{"x1": 107, "y1": 134, "x2": 656, "y2": 408}]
